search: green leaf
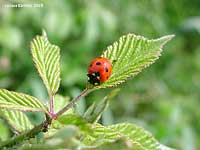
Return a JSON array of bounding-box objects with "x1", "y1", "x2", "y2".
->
[
  {"x1": 57, "y1": 114, "x2": 91, "y2": 133},
  {"x1": 0, "y1": 89, "x2": 48, "y2": 113},
  {"x1": 0, "y1": 109, "x2": 33, "y2": 133},
  {"x1": 0, "y1": 120, "x2": 10, "y2": 141},
  {"x1": 93, "y1": 34, "x2": 174, "y2": 88},
  {"x1": 84, "y1": 88, "x2": 120, "y2": 123},
  {"x1": 44, "y1": 120, "x2": 79, "y2": 139},
  {"x1": 84, "y1": 138, "x2": 140, "y2": 150},
  {"x1": 83, "y1": 123, "x2": 175, "y2": 150},
  {"x1": 50, "y1": 126, "x2": 78, "y2": 140},
  {"x1": 30, "y1": 31, "x2": 61, "y2": 95},
  {"x1": 22, "y1": 126, "x2": 80, "y2": 150}
]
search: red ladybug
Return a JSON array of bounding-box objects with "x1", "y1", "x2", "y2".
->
[{"x1": 87, "y1": 57, "x2": 112, "y2": 85}]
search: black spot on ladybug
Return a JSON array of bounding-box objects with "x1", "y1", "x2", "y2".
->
[
  {"x1": 90, "y1": 64, "x2": 92, "y2": 67},
  {"x1": 105, "y1": 67, "x2": 108, "y2": 72},
  {"x1": 96, "y1": 62, "x2": 101, "y2": 65},
  {"x1": 107, "y1": 76, "x2": 109, "y2": 79}
]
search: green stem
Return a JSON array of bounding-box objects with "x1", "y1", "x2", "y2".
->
[
  {"x1": 54, "y1": 88, "x2": 91, "y2": 119},
  {"x1": 0, "y1": 89, "x2": 91, "y2": 149},
  {"x1": 0, "y1": 114, "x2": 52, "y2": 149}
]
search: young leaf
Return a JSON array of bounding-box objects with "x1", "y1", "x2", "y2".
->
[
  {"x1": 30, "y1": 31, "x2": 61, "y2": 95},
  {"x1": 93, "y1": 34, "x2": 174, "y2": 89},
  {"x1": 57, "y1": 114, "x2": 91, "y2": 133},
  {"x1": 0, "y1": 109, "x2": 33, "y2": 133},
  {"x1": 0, "y1": 89, "x2": 48, "y2": 113},
  {"x1": 50, "y1": 126, "x2": 78, "y2": 140},
  {"x1": 84, "y1": 88, "x2": 120, "y2": 123},
  {"x1": 83, "y1": 123, "x2": 175, "y2": 150}
]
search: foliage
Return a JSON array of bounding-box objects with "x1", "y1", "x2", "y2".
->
[
  {"x1": 0, "y1": 0, "x2": 199, "y2": 149},
  {"x1": 0, "y1": 89, "x2": 47, "y2": 112},
  {"x1": 30, "y1": 30, "x2": 61, "y2": 95},
  {"x1": 0, "y1": 109, "x2": 33, "y2": 133},
  {"x1": 82, "y1": 123, "x2": 174, "y2": 150},
  {"x1": 84, "y1": 88, "x2": 120, "y2": 123},
  {"x1": 98, "y1": 34, "x2": 174, "y2": 88},
  {"x1": 0, "y1": 30, "x2": 174, "y2": 149}
]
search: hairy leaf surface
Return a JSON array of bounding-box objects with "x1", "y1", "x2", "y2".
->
[
  {"x1": 92, "y1": 34, "x2": 174, "y2": 88},
  {"x1": 83, "y1": 123, "x2": 175, "y2": 150},
  {"x1": 0, "y1": 89, "x2": 47, "y2": 112},
  {"x1": 30, "y1": 31, "x2": 60, "y2": 95},
  {"x1": 0, "y1": 109, "x2": 33, "y2": 133}
]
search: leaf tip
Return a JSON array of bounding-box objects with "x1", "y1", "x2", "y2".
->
[
  {"x1": 42, "y1": 29, "x2": 47, "y2": 37},
  {"x1": 163, "y1": 34, "x2": 175, "y2": 41},
  {"x1": 156, "y1": 34, "x2": 175, "y2": 47}
]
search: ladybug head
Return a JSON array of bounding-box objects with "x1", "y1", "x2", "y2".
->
[{"x1": 87, "y1": 72, "x2": 100, "y2": 85}]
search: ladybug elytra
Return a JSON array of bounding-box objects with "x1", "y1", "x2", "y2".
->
[{"x1": 87, "y1": 57, "x2": 112, "y2": 85}]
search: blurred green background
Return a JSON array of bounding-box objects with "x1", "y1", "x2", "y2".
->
[{"x1": 0, "y1": 0, "x2": 200, "y2": 149}]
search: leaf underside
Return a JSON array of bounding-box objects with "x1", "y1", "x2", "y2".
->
[
  {"x1": 0, "y1": 89, "x2": 47, "y2": 113},
  {"x1": 93, "y1": 34, "x2": 174, "y2": 89},
  {"x1": 30, "y1": 32, "x2": 61, "y2": 95},
  {"x1": 0, "y1": 109, "x2": 33, "y2": 133}
]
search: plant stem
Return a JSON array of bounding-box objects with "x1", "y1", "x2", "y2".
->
[
  {"x1": 54, "y1": 88, "x2": 90, "y2": 118},
  {"x1": 50, "y1": 95, "x2": 54, "y2": 114},
  {"x1": 0, "y1": 89, "x2": 91, "y2": 148},
  {"x1": 49, "y1": 94, "x2": 55, "y2": 119},
  {"x1": 0, "y1": 114, "x2": 52, "y2": 149}
]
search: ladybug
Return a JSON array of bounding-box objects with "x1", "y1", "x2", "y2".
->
[{"x1": 87, "y1": 57, "x2": 112, "y2": 85}]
